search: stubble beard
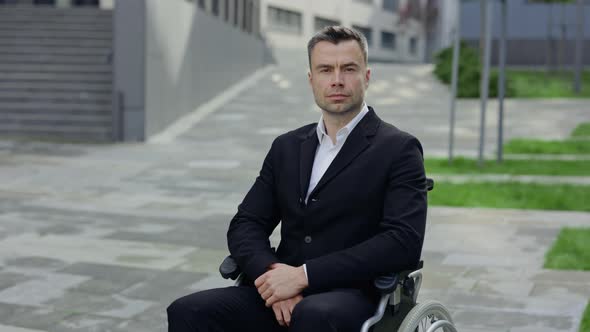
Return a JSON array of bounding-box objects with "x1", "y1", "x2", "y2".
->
[{"x1": 316, "y1": 96, "x2": 363, "y2": 118}]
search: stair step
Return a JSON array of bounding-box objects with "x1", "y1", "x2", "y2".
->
[
  {"x1": 0, "y1": 15, "x2": 112, "y2": 26},
  {"x1": 0, "y1": 36, "x2": 111, "y2": 48},
  {"x1": 0, "y1": 29, "x2": 111, "y2": 39},
  {"x1": 0, "y1": 63, "x2": 111, "y2": 74},
  {"x1": 0, "y1": 90, "x2": 110, "y2": 103},
  {"x1": 0, "y1": 125, "x2": 113, "y2": 142},
  {"x1": 0, "y1": 45, "x2": 111, "y2": 56},
  {"x1": 0, "y1": 119, "x2": 110, "y2": 133},
  {"x1": 0, "y1": 6, "x2": 114, "y2": 142},
  {"x1": 0, "y1": 6, "x2": 112, "y2": 17},
  {"x1": 0, "y1": 122, "x2": 111, "y2": 132},
  {"x1": 0, "y1": 81, "x2": 111, "y2": 92},
  {"x1": 0, "y1": 72, "x2": 111, "y2": 83},
  {"x1": 0, "y1": 112, "x2": 111, "y2": 123},
  {"x1": 0, "y1": 54, "x2": 109, "y2": 65},
  {"x1": 0, "y1": 23, "x2": 111, "y2": 33},
  {"x1": 0, "y1": 101, "x2": 111, "y2": 112}
]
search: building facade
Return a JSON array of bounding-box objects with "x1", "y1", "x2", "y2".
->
[
  {"x1": 0, "y1": 0, "x2": 269, "y2": 142},
  {"x1": 431, "y1": 0, "x2": 590, "y2": 66},
  {"x1": 258, "y1": 0, "x2": 426, "y2": 63}
]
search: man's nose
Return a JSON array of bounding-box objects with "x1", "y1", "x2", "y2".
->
[{"x1": 330, "y1": 70, "x2": 344, "y2": 87}]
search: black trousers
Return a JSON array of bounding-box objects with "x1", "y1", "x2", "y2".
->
[{"x1": 167, "y1": 285, "x2": 377, "y2": 332}]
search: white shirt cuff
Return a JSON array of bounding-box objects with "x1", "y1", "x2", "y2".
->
[{"x1": 303, "y1": 263, "x2": 308, "y2": 282}]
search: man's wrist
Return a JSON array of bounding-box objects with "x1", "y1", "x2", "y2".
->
[{"x1": 299, "y1": 265, "x2": 309, "y2": 289}]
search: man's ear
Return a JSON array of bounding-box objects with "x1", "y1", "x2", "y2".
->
[
  {"x1": 308, "y1": 71, "x2": 312, "y2": 85},
  {"x1": 365, "y1": 68, "x2": 371, "y2": 88}
]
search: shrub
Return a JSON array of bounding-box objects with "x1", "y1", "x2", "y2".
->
[{"x1": 433, "y1": 42, "x2": 513, "y2": 98}]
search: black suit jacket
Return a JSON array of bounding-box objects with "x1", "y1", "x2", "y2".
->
[{"x1": 227, "y1": 107, "x2": 427, "y2": 293}]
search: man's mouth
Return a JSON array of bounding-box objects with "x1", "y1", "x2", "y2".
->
[{"x1": 327, "y1": 94, "x2": 349, "y2": 100}]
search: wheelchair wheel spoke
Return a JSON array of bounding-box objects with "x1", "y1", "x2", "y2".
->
[{"x1": 398, "y1": 300, "x2": 456, "y2": 332}]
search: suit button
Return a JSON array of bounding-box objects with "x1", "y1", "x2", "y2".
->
[{"x1": 304, "y1": 235, "x2": 312, "y2": 244}]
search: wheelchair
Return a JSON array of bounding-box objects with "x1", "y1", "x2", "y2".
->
[{"x1": 219, "y1": 178, "x2": 458, "y2": 332}]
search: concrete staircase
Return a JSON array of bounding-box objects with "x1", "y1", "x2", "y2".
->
[{"x1": 0, "y1": 4, "x2": 113, "y2": 142}]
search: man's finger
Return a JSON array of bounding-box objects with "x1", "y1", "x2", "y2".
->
[
  {"x1": 272, "y1": 305, "x2": 285, "y2": 327},
  {"x1": 257, "y1": 281, "x2": 269, "y2": 296},
  {"x1": 282, "y1": 304, "x2": 292, "y2": 326},
  {"x1": 261, "y1": 288, "x2": 273, "y2": 301},
  {"x1": 254, "y1": 274, "x2": 266, "y2": 288},
  {"x1": 266, "y1": 295, "x2": 278, "y2": 307}
]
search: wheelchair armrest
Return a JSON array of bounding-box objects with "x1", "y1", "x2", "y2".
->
[
  {"x1": 373, "y1": 273, "x2": 400, "y2": 294},
  {"x1": 373, "y1": 261, "x2": 424, "y2": 295},
  {"x1": 219, "y1": 255, "x2": 242, "y2": 280},
  {"x1": 426, "y1": 178, "x2": 434, "y2": 191}
]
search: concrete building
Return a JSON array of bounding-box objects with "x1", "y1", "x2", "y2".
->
[
  {"x1": 258, "y1": 0, "x2": 426, "y2": 63},
  {"x1": 461, "y1": 0, "x2": 590, "y2": 66},
  {"x1": 431, "y1": 0, "x2": 590, "y2": 66}
]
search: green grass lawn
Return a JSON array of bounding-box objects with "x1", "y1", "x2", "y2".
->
[
  {"x1": 581, "y1": 303, "x2": 590, "y2": 332},
  {"x1": 572, "y1": 122, "x2": 590, "y2": 137},
  {"x1": 504, "y1": 70, "x2": 590, "y2": 98},
  {"x1": 544, "y1": 228, "x2": 590, "y2": 270},
  {"x1": 428, "y1": 182, "x2": 590, "y2": 211},
  {"x1": 503, "y1": 139, "x2": 590, "y2": 155},
  {"x1": 544, "y1": 228, "x2": 590, "y2": 332},
  {"x1": 425, "y1": 157, "x2": 590, "y2": 176}
]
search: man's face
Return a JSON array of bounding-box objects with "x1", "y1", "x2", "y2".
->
[{"x1": 308, "y1": 40, "x2": 370, "y2": 116}]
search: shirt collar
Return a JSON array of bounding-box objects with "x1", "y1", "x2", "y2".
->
[{"x1": 316, "y1": 103, "x2": 369, "y2": 144}]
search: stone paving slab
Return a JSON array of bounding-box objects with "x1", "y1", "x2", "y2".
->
[{"x1": 0, "y1": 58, "x2": 588, "y2": 331}]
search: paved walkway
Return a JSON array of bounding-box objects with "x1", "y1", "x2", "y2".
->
[{"x1": 0, "y1": 56, "x2": 589, "y2": 332}]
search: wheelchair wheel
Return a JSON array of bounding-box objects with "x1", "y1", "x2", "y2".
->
[{"x1": 396, "y1": 300, "x2": 456, "y2": 332}]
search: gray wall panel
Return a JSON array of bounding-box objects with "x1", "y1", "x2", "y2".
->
[
  {"x1": 144, "y1": 0, "x2": 266, "y2": 138},
  {"x1": 113, "y1": 0, "x2": 145, "y2": 141}
]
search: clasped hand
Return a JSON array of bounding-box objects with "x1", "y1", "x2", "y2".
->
[{"x1": 254, "y1": 263, "x2": 308, "y2": 326}]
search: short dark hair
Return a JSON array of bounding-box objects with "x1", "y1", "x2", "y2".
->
[{"x1": 307, "y1": 26, "x2": 369, "y2": 68}]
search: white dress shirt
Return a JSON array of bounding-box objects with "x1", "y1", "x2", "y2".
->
[
  {"x1": 306, "y1": 103, "x2": 369, "y2": 202},
  {"x1": 302, "y1": 103, "x2": 369, "y2": 280}
]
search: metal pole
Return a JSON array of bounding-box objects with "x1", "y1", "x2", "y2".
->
[
  {"x1": 448, "y1": 3, "x2": 461, "y2": 164},
  {"x1": 497, "y1": 0, "x2": 507, "y2": 163},
  {"x1": 573, "y1": 0, "x2": 584, "y2": 94},
  {"x1": 478, "y1": 0, "x2": 493, "y2": 167}
]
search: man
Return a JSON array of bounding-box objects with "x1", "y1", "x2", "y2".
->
[{"x1": 167, "y1": 26, "x2": 427, "y2": 332}]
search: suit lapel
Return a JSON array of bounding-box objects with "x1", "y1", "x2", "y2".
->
[
  {"x1": 299, "y1": 128, "x2": 319, "y2": 199},
  {"x1": 308, "y1": 108, "x2": 380, "y2": 199}
]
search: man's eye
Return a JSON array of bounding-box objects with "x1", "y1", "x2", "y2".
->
[{"x1": 345, "y1": 67, "x2": 356, "y2": 72}]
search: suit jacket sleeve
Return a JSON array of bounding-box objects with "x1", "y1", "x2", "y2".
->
[
  {"x1": 305, "y1": 135, "x2": 427, "y2": 290},
  {"x1": 227, "y1": 139, "x2": 281, "y2": 281}
]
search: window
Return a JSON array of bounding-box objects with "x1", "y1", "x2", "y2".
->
[
  {"x1": 314, "y1": 16, "x2": 340, "y2": 32},
  {"x1": 224, "y1": 0, "x2": 229, "y2": 21},
  {"x1": 267, "y1": 6, "x2": 302, "y2": 35},
  {"x1": 248, "y1": 1, "x2": 254, "y2": 33},
  {"x1": 382, "y1": 0, "x2": 397, "y2": 12},
  {"x1": 243, "y1": 0, "x2": 248, "y2": 31},
  {"x1": 72, "y1": 0, "x2": 98, "y2": 6},
  {"x1": 234, "y1": 0, "x2": 239, "y2": 27},
  {"x1": 353, "y1": 25, "x2": 372, "y2": 47},
  {"x1": 212, "y1": 0, "x2": 219, "y2": 16},
  {"x1": 409, "y1": 37, "x2": 418, "y2": 55},
  {"x1": 381, "y1": 31, "x2": 396, "y2": 50}
]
